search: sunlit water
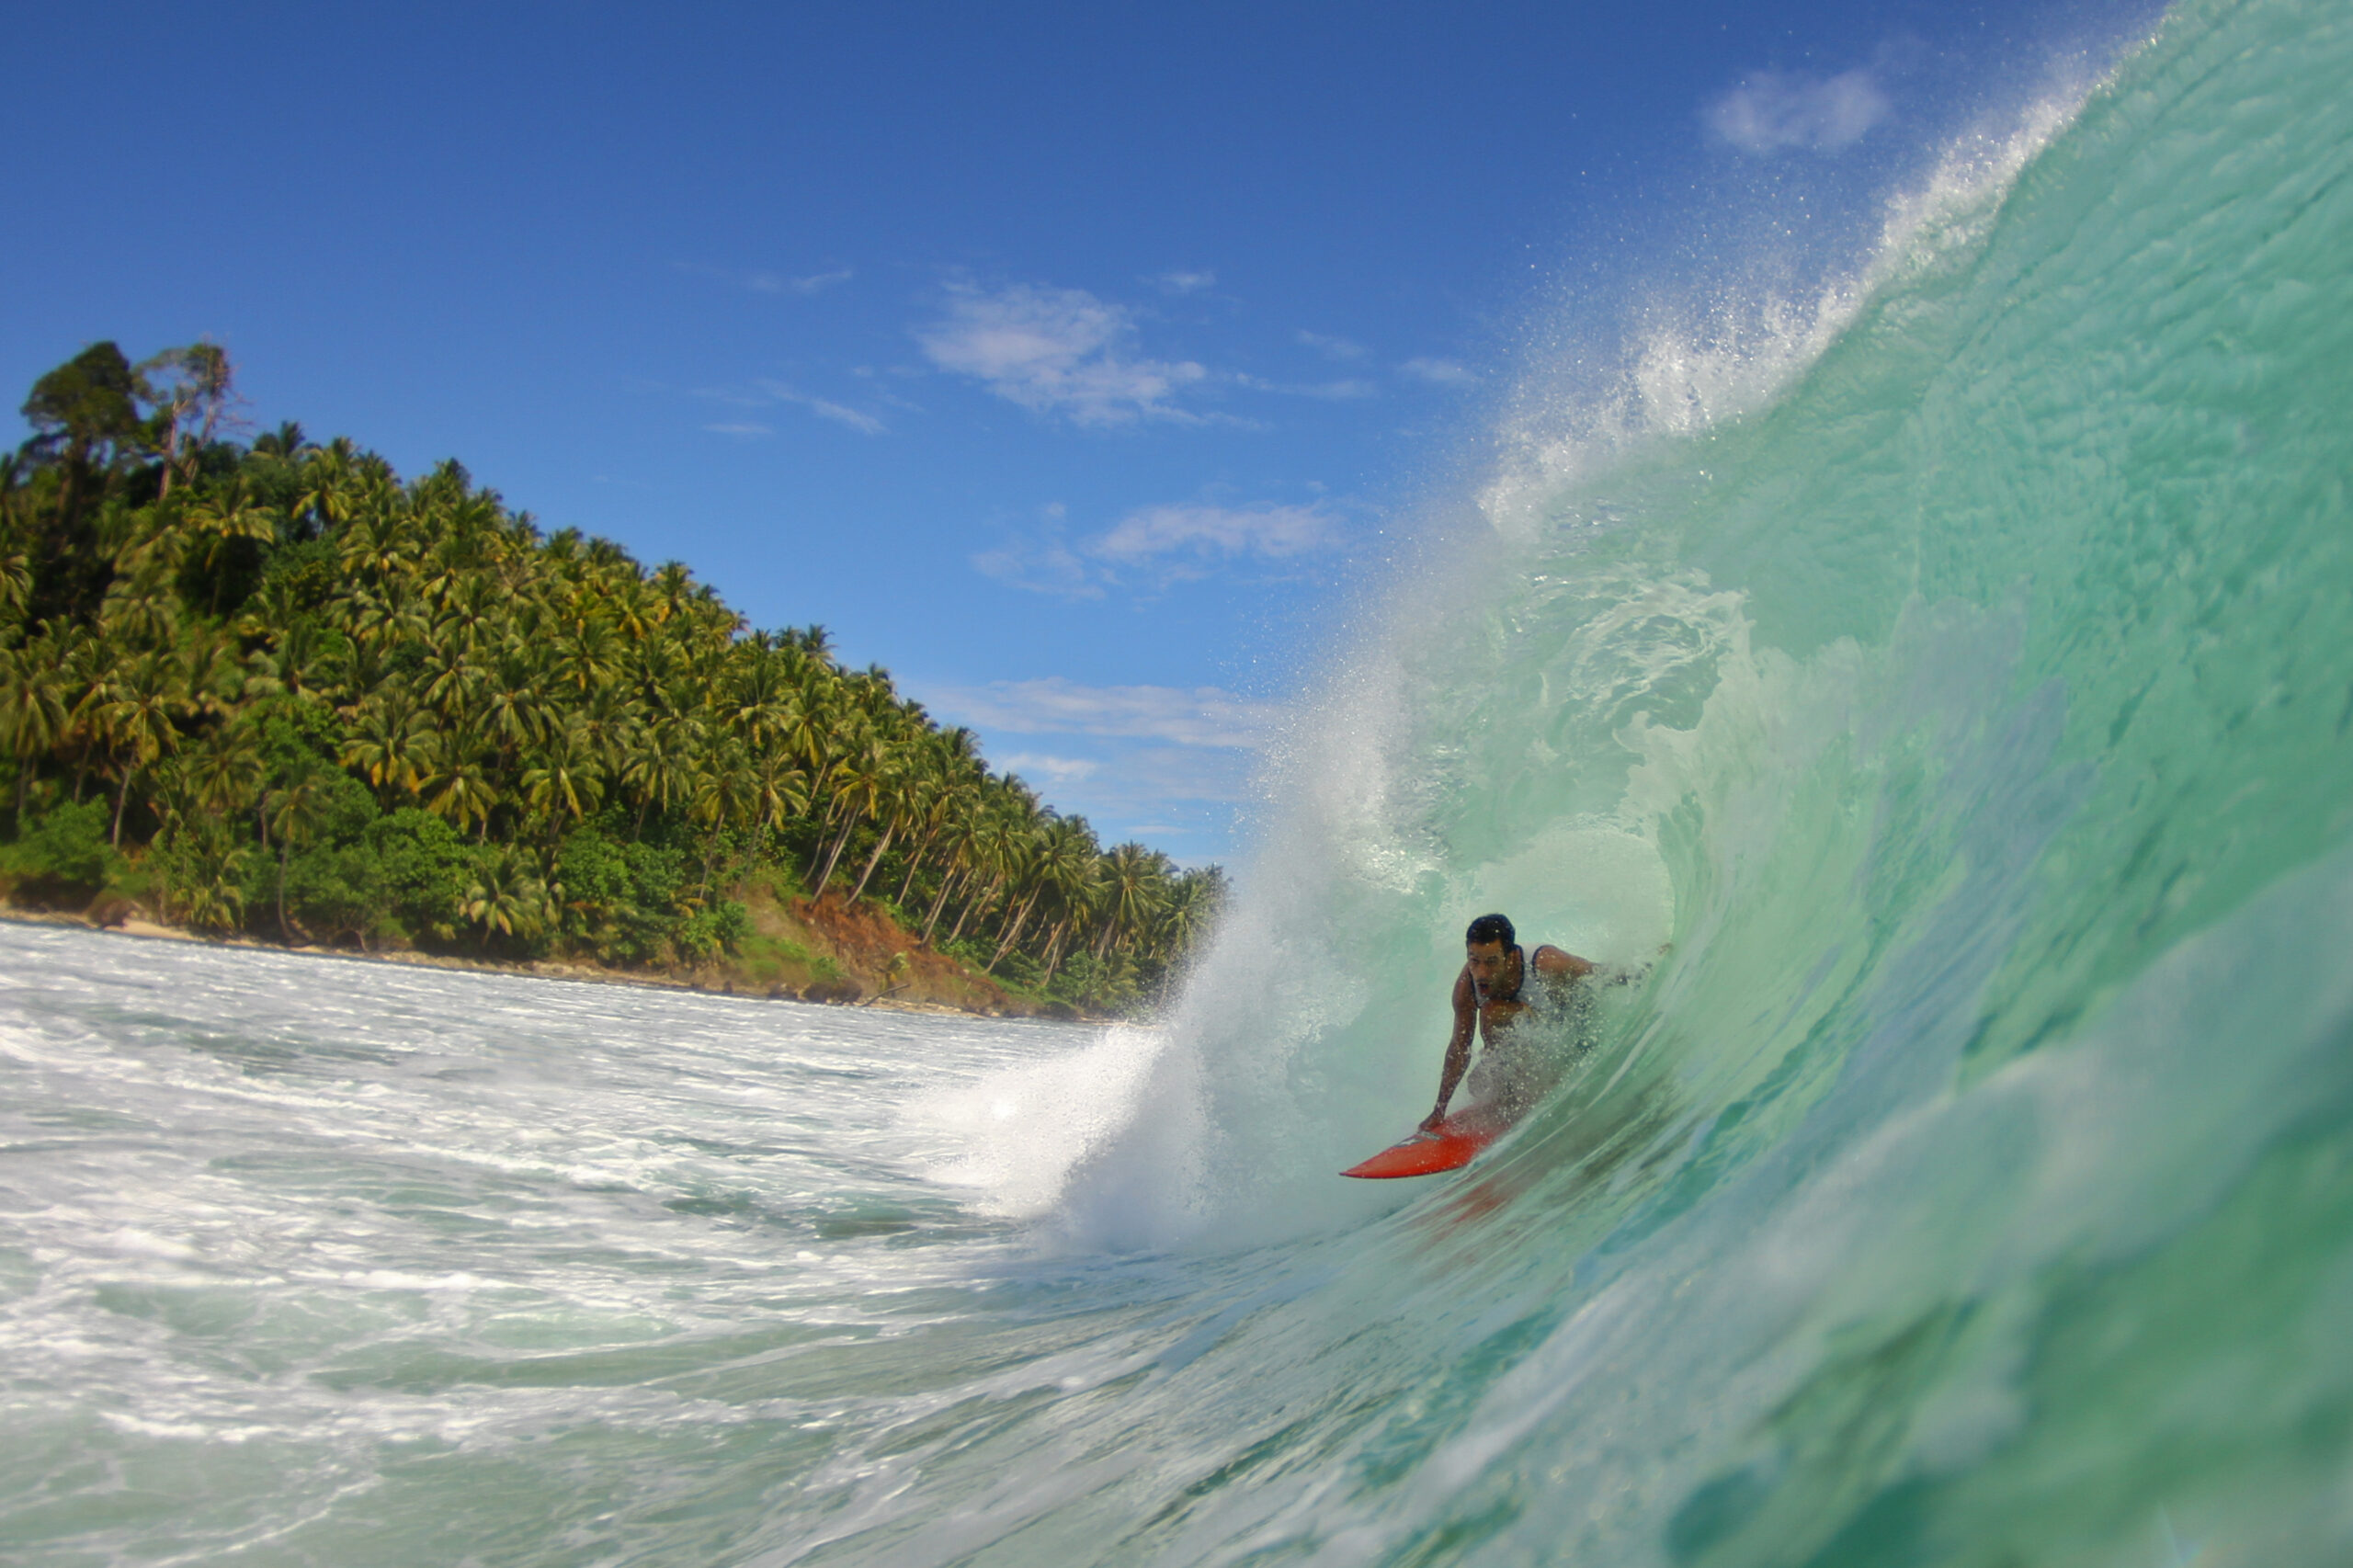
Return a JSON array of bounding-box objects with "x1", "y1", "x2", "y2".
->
[{"x1": 9, "y1": 0, "x2": 2353, "y2": 1562}]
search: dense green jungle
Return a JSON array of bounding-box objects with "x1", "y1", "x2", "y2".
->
[{"x1": 0, "y1": 341, "x2": 1222, "y2": 1014}]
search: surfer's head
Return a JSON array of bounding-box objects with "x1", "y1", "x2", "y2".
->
[
  {"x1": 1465, "y1": 913, "x2": 1515, "y2": 950},
  {"x1": 1464, "y1": 913, "x2": 1518, "y2": 993}
]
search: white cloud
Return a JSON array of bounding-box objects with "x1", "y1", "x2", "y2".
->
[
  {"x1": 1707, "y1": 68, "x2": 1892, "y2": 153},
  {"x1": 1092, "y1": 502, "x2": 1339, "y2": 564},
  {"x1": 756, "y1": 380, "x2": 886, "y2": 436},
  {"x1": 1401, "y1": 356, "x2": 1478, "y2": 386},
  {"x1": 926, "y1": 677, "x2": 1284, "y2": 749},
  {"x1": 1151, "y1": 268, "x2": 1218, "y2": 295},
  {"x1": 704, "y1": 422, "x2": 772, "y2": 438},
  {"x1": 1296, "y1": 329, "x2": 1368, "y2": 360},
  {"x1": 915, "y1": 282, "x2": 1208, "y2": 426},
  {"x1": 995, "y1": 753, "x2": 1099, "y2": 784}
]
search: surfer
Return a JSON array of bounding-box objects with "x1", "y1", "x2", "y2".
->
[{"x1": 1421, "y1": 913, "x2": 1594, "y2": 1131}]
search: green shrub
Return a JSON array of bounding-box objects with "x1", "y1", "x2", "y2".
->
[
  {"x1": 554, "y1": 824, "x2": 694, "y2": 964},
  {"x1": 281, "y1": 842, "x2": 385, "y2": 947},
  {"x1": 2, "y1": 801, "x2": 120, "y2": 903},
  {"x1": 675, "y1": 899, "x2": 749, "y2": 963},
  {"x1": 366, "y1": 809, "x2": 469, "y2": 941}
]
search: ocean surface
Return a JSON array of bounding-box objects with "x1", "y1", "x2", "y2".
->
[{"x1": 7, "y1": 0, "x2": 2353, "y2": 1562}]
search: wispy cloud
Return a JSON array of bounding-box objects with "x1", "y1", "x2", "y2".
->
[
  {"x1": 695, "y1": 380, "x2": 887, "y2": 437},
  {"x1": 1236, "y1": 373, "x2": 1380, "y2": 402},
  {"x1": 1296, "y1": 329, "x2": 1368, "y2": 361},
  {"x1": 973, "y1": 499, "x2": 1346, "y2": 597},
  {"x1": 1150, "y1": 268, "x2": 1218, "y2": 295},
  {"x1": 926, "y1": 677, "x2": 1284, "y2": 749},
  {"x1": 1707, "y1": 68, "x2": 1891, "y2": 153},
  {"x1": 756, "y1": 380, "x2": 886, "y2": 436},
  {"x1": 750, "y1": 267, "x2": 853, "y2": 295},
  {"x1": 677, "y1": 262, "x2": 855, "y2": 296},
  {"x1": 915, "y1": 281, "x2": 1208, "y2": 426},
  {"x1": 1400, "y1": 356, "x2": 1478, "y2": 386},
  {"x1": 972, "y1": 534, "x2": 1101, "y2": 598}
]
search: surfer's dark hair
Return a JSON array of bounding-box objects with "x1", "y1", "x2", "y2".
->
[{"x1": 1465, "y1": 913, "x2": 1515, "y2": 949}]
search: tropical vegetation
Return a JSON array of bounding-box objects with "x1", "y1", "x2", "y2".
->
[{"x1": 0, "y1": 340, "x2": 1223, "y2": 1013}]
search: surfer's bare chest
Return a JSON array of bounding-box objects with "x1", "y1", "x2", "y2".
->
[{"x1": 1476, "y1": 995, "x2": 1537, "y2": 1046}]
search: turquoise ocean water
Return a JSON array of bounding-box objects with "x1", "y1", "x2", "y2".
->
[{"x1": 6, "y1": 0, "x2": 2352, "y2": 1561}]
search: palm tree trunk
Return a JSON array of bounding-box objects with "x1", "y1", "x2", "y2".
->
[
  {"x1": 987, "y1": 889, "x2": 1039, "y2": 971},
  {"x1": 848, "y1": 824, "x2": 894, "y2": 903},
  {"x1": 111, "y1": 764, "x2": 136, "y2": 846},
  {"x1": 921, "y1": 864, "x2": 961, "y2": 943},
  {"x1": 893, "y1": 823, "x2": 945, "y2": 907},
  {"x1": 815, "y1": 814, "x2": 859, "y2": 891},
  {"x1": 946, "y1": 874, "x2": 994, "y2": 947}
]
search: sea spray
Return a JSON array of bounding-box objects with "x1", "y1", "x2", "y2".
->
[{"x1": 6, "y1": 1, "x2": 2353, "y2": 1563}]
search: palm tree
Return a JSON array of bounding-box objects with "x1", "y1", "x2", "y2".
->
[
  {"x1": 95, "y1": 648, "x2": 186, "y2": 845},
  {"x1": 0, "y1": 542, "x2": 29, "y2": 623},
  {"x1": 743, "y1": 747, "x2": 809, "y2": 865},
  {"x1": 178, "y1": 626, "x2": 247, "y2": 719},
  {"x1": 292, "y1": 437, "x2": 363, "y2": 532},
  {"x1": 847, "y1": 737, "x2": 922, "y2": 903},
  {"x1": 240, "y1": 615, "x2": 335, "y2": 707},
  {"x1": 1156, "y1": 868, "x2": 1225, "y2": 967},
  {"x1": 552, "y1": 611, "x2": 620, "y2": 696},
  {"x1": 340, "y1": 687, "x2": 437, "y2": 804},
  {"x1": 463, "y1": 847, "x2": 546, "y2": 947},
  {"x1": 1095, "y1": 843, "x2": 1170, "y2": 960},
  {"x1": 181, "y1": 722, "x2": 266, "y2": 824},
  {"x1": 476, "y1": 642, "x2": 551, "y2": 764},
  {"x1": 179, "y1": 481, "x2": 278, "y2": 612},
  {"x1": 812, "y1": 717, "x2": 886, "y2": 891},
  {"x1": 892, "y1": 729, "x2": 981, "y2": 907},
  {"x1": 0, "y1": 638, "x2": 71, "y2": 815},
  {"x1": 1031, "y1": 818, "x2": 1105, "y2": 983},
  {"x1": 424, "y1": 726, "x2": 501, "y2": 839},
  {"x1": 166, "y1": 825, "x2": 249, "y2": 934},
  {"x1": 521, "y1": 712, "x2": 606, "y2": 835},
  {"x1": 621, "y1": 715, "x2": 701, "y2": 836}
]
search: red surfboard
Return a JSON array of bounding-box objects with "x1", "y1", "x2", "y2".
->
[{"x1": 1340, "y1": 1109, "x2": 1511, "y2": 1178}]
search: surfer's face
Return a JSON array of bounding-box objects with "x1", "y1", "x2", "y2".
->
[{"x1": 1466, "y1": 939, "x2": 1513, "y2": 991}]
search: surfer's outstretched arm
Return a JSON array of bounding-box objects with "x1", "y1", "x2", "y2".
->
[
  {"x1": 1529, "y1": 944, "x2": 1594, "y2": 991},
  {"x1": 1422, "y1": 968, "x2": 1479, "y2": 1131}
]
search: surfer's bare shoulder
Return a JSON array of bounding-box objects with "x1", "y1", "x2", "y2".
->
[{"x1": 1528, "y1": 945, "x2": 1595, "y2": 983}]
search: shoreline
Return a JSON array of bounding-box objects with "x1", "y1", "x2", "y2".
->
[{"x1": 0, "y1": 907, "x2": 1101, "y2": 1023}]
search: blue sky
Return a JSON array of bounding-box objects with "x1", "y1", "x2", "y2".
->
[{"x1": 3, "y1": 0, "x2": 2154, "y2": 865}]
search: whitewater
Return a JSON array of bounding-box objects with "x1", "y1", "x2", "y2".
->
[{"x1": 6, "y1": 0, "x2": 2352, "y2": 1562}]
